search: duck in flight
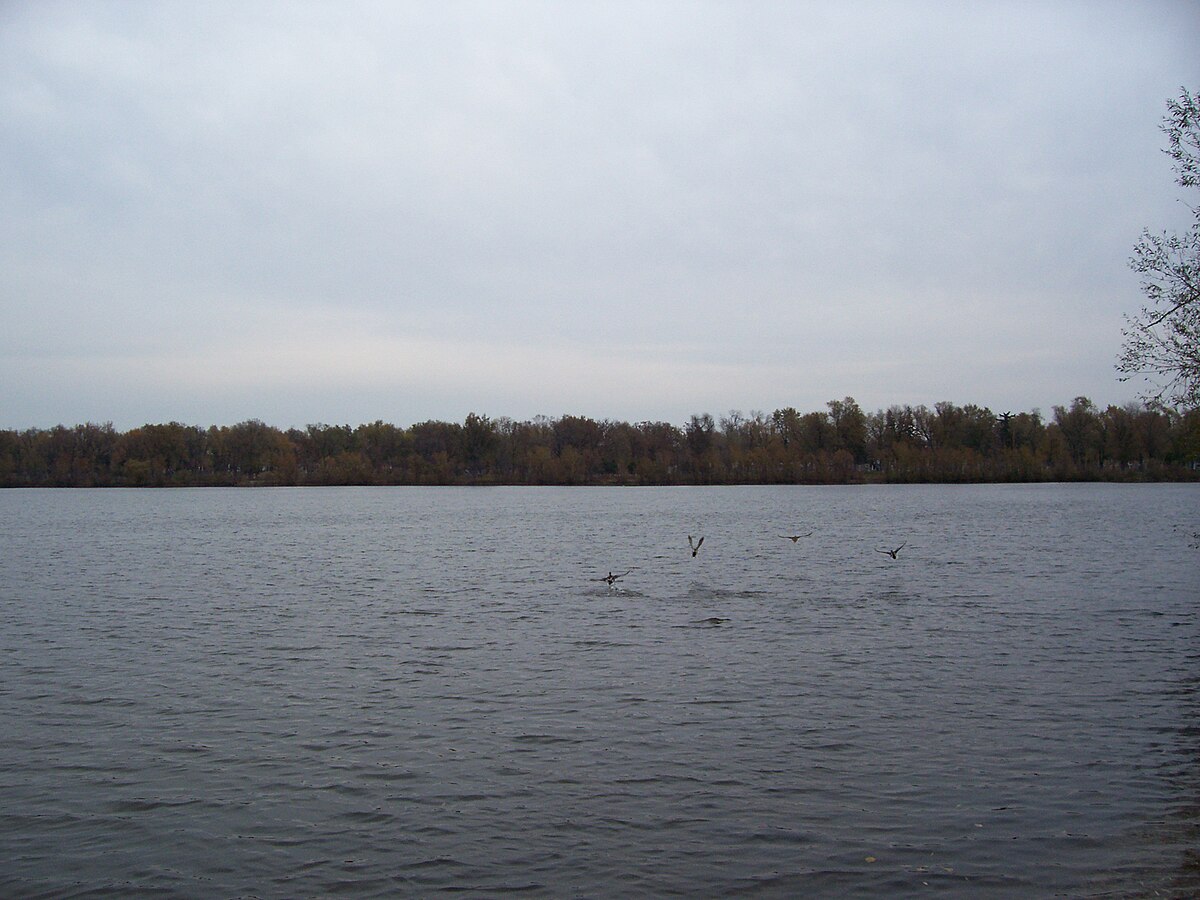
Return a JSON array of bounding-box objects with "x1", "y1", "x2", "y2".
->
[
  {"x1": 779, "y1": 532, "x2": 813, "y2": 542},
  {"x1": 597, "y1": 569, "x2": 632, "y2": 586},
  {"x1": 876, "y1": 543, "x2": 906, "y2": 559},
  {"x1": 688, "y1": 535, "x2": 705, "y2": 557}
]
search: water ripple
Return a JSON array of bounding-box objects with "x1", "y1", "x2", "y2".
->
[{"x1": 0, "y1": 484, "x2": 1197, "y2": 897}]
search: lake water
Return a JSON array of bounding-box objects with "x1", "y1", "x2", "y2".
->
[{"x1": 1, "y1": 484, "x2": 1197, "y2": 897}]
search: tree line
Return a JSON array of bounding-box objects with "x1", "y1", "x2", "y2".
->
[{"x1": 2, "y1": 397, "x2": 1198, "y2": 487}]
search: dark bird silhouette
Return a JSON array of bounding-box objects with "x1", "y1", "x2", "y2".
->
[
  {"x1": 596, "y1": 569, "x2": 632, "y2": 586},
  {"x1": 779, "y1": 532, "x2": 813, "y2": 542},
  {"x1": 688, "y1": 535, "x2": 704, "y2": 557},
  {"x1": 876, "y1": 543, "x2": 906, "y2": 559}
]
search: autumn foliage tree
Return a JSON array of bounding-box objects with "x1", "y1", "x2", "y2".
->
[
  {"x1": 1, "y1": 398, "x2": 1197, "y2": 487},
  {"x1": 1119, "y1": 88, "x2": 1200, "y2": 408}
]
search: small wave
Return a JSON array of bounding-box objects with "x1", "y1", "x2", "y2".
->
[
  {"x1": 511, "y1": 734, "x2": 582, "y2": 745},
  {"x1": 337, "y1": 809, "x2": 397, "y2": 825},
  {"x1": 685, "y1": 584, "x2": 769, "y2": 601},
  {"x1": 590, "y1": 587, "x2": 648, "y2": 598},
  {"x1": 157, "y1": 743, "x2": 214, "y2": 755},
  {"x1": 684, "y1": 697, "x2": 748, "y2": 706},
  {"x1": 109, "y1": 797, "x2": 200, "y2": 813},
  {"x1": 50, "y1": 760, "x2": 141, "y2": 774},
  {"x1": 613, "y1": 774, "x2": 704, "y2": 786},
  {"x1": 256, "y1": 834, "x2": 318, "y2": 849},
  {"x1": 62, "y1": 695, "x2": 135, "y2": 707},
  {"x1": 399, "y1": 855, "x2": 467, "y2": 870},
  {"x1": 747, "y1": 829, "x2": 817, "y2": 845},
  {"x1": 360, "y1": 767, "x2": 419, "y2": 782},
  {"x1": 263, "y1": 644, "x2": 324, "y2": 652},
  {"x1": 419, "y1": 645, "x2": 480, "y2": 652}
]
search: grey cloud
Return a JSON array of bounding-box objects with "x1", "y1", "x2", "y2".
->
[{"x1": 2, "y1": 1, "x2": 1198, "y2": 428}]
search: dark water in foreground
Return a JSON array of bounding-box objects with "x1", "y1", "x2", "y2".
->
[{"x1": 1, "y1": 484, "x2": 1197, "y2": 898}]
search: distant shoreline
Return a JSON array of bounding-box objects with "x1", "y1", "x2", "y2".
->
[
  {"x1": 4, "y1": 398, "x2": 1198, "y2": 488},
  {"x1": 4, "y1": 478, "x2": 1199, "y2": 489}
]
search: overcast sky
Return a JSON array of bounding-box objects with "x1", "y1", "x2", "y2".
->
[{"x1": 2, "y1": 1, "x2": 1198, "y2": 431}]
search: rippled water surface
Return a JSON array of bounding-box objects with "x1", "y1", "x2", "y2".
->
[{"x1": 1, "y1": 484, "x2": 1198, "y2": 897}]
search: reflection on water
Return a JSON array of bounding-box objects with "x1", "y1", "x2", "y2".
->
[{"x1": 0, "y1": 484, "x2": 1197, "y2": 897}]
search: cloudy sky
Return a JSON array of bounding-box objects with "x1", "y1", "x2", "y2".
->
[{"x1": 2, "y1": 1, "x2": 1197, "y2": 431}]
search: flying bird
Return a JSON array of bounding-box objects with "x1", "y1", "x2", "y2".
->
[
  {"x1": 688, "y1": 535, "x2": 705, "y2": 557},
  {"x1": 876, "y1": 543, "x2": 906, "y2": 559},
  {"x1": 779, "y1": 532, "x2": 813, "y2": 542},
  {"x1": 596, "y1": 570, "x2": 632, "y2": 586}
]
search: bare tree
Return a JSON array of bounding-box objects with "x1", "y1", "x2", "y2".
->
[{"x1": 1118, "y1": 88, "x2": 1200, "y2": 409}]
